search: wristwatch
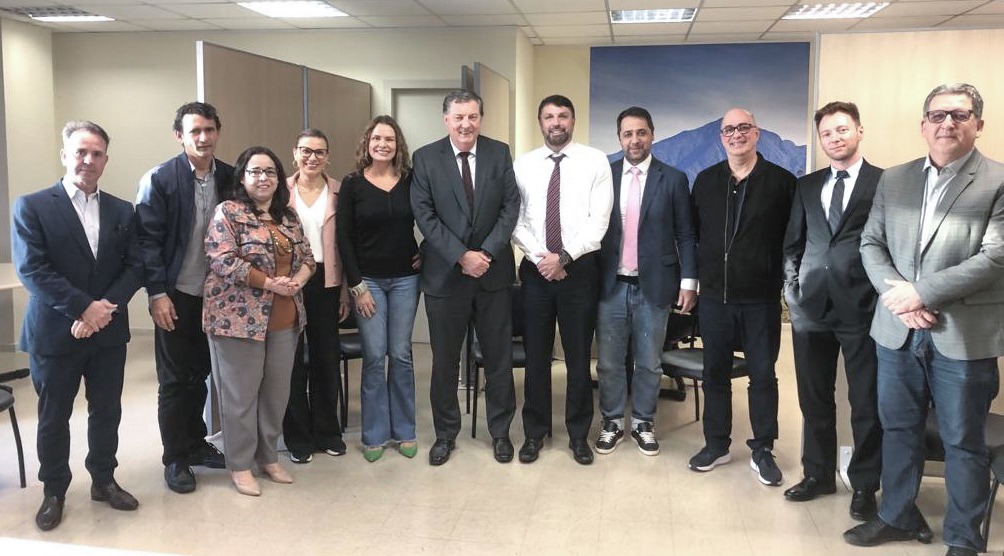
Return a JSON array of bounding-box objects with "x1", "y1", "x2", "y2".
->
[{"x1": 558, "y1": 250, "x2": 572, "y2": 267}]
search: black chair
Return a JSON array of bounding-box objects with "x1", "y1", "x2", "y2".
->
[
  {"x1": 466, "y1": 284, "x2": 533, "y2": 438},
  {"x1": 0, "y1": 367, "x2": 29, "y2": 488},
  {"x1": 923, "y1": 408, "x2": 1004, "y2": 551},
  {"x1": 659, "y1": 308, "x2": 748, "y2": 422},
  {"x1": 337, "y1": 312, "x2": 363, "y2": 432}
]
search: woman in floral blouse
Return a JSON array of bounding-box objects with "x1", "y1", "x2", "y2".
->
[{"x1": 203, "y1": 146, "x2": 315, "y2": 496}]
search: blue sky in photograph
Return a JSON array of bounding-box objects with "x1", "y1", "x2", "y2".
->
[{"x1": 589, "y1": 43, "x2": 810, "y2": 156}]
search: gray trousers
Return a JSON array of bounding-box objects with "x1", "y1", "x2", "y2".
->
[{"x1": 209, "y1": 329, "x2": 298, "y2": 471}]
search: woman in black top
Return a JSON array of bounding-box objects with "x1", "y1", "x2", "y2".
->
[{"x1": 337, "y1": 115, "x2": 420, "y2": 462}]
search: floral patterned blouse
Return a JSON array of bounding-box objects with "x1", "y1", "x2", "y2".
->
[{"x1": 202, "y1": 200, "x2": 315, "y2": 341}]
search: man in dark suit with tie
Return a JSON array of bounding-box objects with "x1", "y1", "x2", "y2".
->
[
  {"x1": 12, "y1": 121, "x2": 144, "y2": 531},
  {"x1": 595, "y1": 107, "x2": 697, "y2": 457},
  {"x1": 411, "y1": 90, "x2": 520, "y2": 466},
  {"x1": 845, "y1": 83, "x2": 1004, "y2": 556},
  {"x1": 782, "y1": 102, "x2": 883, "y2": 519}
]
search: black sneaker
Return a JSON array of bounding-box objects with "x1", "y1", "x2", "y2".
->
[
  {"x1": 594, "y1": 421, "x2": 624, "y2": 454},
  {"x1": 289, "y1": 449, "x2": 313, "y2": 464},
  {"x1": 630, "y1": 422, "x2": 660, "y2": 456},
  {"x1": 324, "y1": 437, "x2": 347, "y2": 457},
  {"x1": 688, "y1": 445, "x2": 730, "y2": 472},
  {"x1": 751, "y1": 449, "x2": 783, "y2": 486}
]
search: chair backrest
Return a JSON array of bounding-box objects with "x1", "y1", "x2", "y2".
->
[
  {"x1": 339, "y1": 310, "x2": 359, "y2": 331},
  {"x1": 664, "y1": 311, "x2": 697, "y2": 350}
]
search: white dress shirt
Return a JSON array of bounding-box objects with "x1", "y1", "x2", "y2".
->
[
  {"x1": 512, "y1": 142, "x2": 613, "y2": 264},
  {"x1": 63, "y1": 180, "x2": 100, "y2": 258},
  {"x1": 820, "y1": 157, "x2": 864, "y2": 215},
  {"x1": 451, "y1": 141, "x2": 478, "y2": 189},
  {"x1": 616, "y1": 156, "x2": 651, "y2": 277}
]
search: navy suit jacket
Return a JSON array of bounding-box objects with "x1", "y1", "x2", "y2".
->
[
  {"x1": 599, "y1": 157, "x2": 698, "y2": 308},
  {"x1": 411, "y1": 135, "x2": 520, "y2": 296},
  {"x1": 783, "y1": 160, "x2": 882, "y2": 325},
  {"x1": 135, "y1": 152, "x2": 234, "y2": 296},
  {"x1": 12, "y1": 181, "x2": 144, "y2": 355}
]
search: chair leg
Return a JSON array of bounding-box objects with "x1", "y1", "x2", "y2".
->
[
  {"x1": 340, "y1": 359, "x2": 349, "y2": 432},
  {"x1": 9, "y1": 407, "x2": 26, "y2": 488},
  {"x1": 471, "y1": 364, "x2": 481, "y2": 439},
  {"x1": 692, "y1": 379, "x2": 701, "y2": 422},
  {"x1": 464, "y1": 326, "x2": 473, "y2": 415},
  {"x1": 981, "y1": 476, "x2": 1000, "y2": 552}
]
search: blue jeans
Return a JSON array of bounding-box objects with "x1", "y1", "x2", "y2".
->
[
  {"x1": 356, "y1": 275, "x2": 420, "y2": 448},
  {"x1": 877, "y1": 330, "x2": 999, "y2": 550},
  {"x1": 596, "y1": 280, "x2": 671, "y2": 424}
]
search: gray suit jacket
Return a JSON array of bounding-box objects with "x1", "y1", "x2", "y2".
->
[
  {"x1": 860, "y1": 149, "x2": 1004, "y2": 360},
  {"x1": 410, "y1": 135, "x2": 520, "y2": 296}
]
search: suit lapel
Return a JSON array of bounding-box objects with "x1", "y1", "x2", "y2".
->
[
  {"x1": 96, "y1": 195, "x2": 117, "y2": 263},
  {"x1": 50, "y1": 182, "x2": 95, "y2": 263},
  {"x1": 609, "y1": 161, "x2": 623, "y2": 238},
  {"x1": 921, "y1": 151, "x2": 981, "y2": 255},
  {"x1": 472, "y1": 137, "x2": 489, "y2": 221},
  {"x1": 440, "y1": 139, "x2": 471, "y2": 221},
  {"x1": 639, "y1": 162, "x2": 659, "y2": 225}
]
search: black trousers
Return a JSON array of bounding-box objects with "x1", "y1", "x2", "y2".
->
[
  {"x1": 520, "y1": 254, "x2": 599, "y2": 440},
  {"x1": 154, "y1": 290, "x2": 211, "y2": 466},
  {"x1": 283, "y1": 269, "x2": 342, "y2": 451},
  {"x1": 791, "y1": 310, "x2": 882, "y2": 491},
  {"x1": 30, "y1": 344, "x2": 127, "y2": 498},
  {"x1": 699, "y1": 297, "x2": 781, "y2": 453},
  {"x1": 426, "y1": 281, "x2": 515, "y2": 440}
]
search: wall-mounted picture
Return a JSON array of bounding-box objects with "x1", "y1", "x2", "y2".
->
[{"x1": 590, "y1": 42, "x2": 811, "y2": 185}]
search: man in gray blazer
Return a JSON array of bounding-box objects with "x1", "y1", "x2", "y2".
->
[
  {"x1": 845, "y1": 83, "x2": 1004, "y2": 556},
  {"x1": 411, "y1": 90, "x2": 521, "y2": 466}
]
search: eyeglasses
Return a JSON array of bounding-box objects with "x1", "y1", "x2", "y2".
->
[
  {"x1": 246, "y1": 168, "x2": 278, "y2": 180},
  {"x1": 297, "y1": 146, "x2": 328, "y2": 159},
  {"x1": 721, "y1": 123, "x2": 757, "y2": 137},
  {"x1": 924, "y1": 110, "x2": 974, "y2": 124}
]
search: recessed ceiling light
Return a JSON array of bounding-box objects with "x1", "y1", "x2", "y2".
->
[
  {"x1": 238, "y1": 1, "x2": 348, "y2": 19},
  {"x1": 0, "y1": 6, "x2": 114, "y2": 22},
  {"x1": 610, "y1": 9, "x2": 697, "y2": 24},
  {"x1": 782, "y1": 3, "x2": 889, "y2": 20}
]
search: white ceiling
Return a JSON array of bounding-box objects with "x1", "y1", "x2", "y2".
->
[{"x1": 0, "y1": 0, "x2": 999, "y2": 45}]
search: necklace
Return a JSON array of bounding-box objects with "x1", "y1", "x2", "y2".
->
[{"x1": 268, "y1": 224, "x2": 292, "y2": 255}]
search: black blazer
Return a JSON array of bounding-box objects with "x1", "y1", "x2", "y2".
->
[
  {"x1": 410, "y1": 135, "x2": 520, "y2": 296},
  {"x1": 783, "y1": 159, "x2": 882, "y2": 324},
  {"x1": 12, "y1": 182, "x2": 144, "y2": 355},
  {"x1": 599, "y1": 157, "x2": 698, "y2": 307}
]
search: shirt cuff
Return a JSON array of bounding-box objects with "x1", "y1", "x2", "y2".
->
[{"x1": 680, "y1": 279, "x2": 698, "y2": 291}]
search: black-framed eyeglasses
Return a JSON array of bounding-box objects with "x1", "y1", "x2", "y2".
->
[
  {"x1": 297, "y1": 146, "x2": 328, "y2": 158},
  {"x1": 925, "y1": 110, "x2": 974, "y2": 124},
  {"x1": 246, "y1": 168, "x2": 278, "y2": 180},
  {"x1": 721, "y1": 123, "x2": 757, "y2": 137}
]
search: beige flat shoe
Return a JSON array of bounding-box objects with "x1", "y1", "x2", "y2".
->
[
  {"x1": 262, "y1": 463, "x2": 293, "y2": 484},
  {"x1": 231, "y1": 470, "x2": 261, "y2": 496}
]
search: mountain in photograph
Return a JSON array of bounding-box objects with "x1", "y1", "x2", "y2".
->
[{"x1": 609, "y1": 118, "x2": 806, "y2": 186}]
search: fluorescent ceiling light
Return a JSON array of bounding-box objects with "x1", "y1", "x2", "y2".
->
[
  {"x1": 782, "y1": 3, "x2": 889, "y2": 20},
  {"x1": 238, "y1": 1, "x2": 348, "y2": 18},
  {"x1": 31, "y1": 15, "x2": 113, "y2": 22},
  {"x1": 610, "y1": 9, "x2": 697, "y2": 24}
]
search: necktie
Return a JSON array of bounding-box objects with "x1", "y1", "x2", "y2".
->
[
  {"x1": 545, "y1": 153, "x2": 565, "y2": 253},
  {"x1": 621, "y1": 167, "x2": 641, "y2": 271},
  {"x1": 828, "y1": 169, "x2": 849, "y2": 233},
  {"x1": 459, "y1": 151, "x2": 474, "y2": 210}
]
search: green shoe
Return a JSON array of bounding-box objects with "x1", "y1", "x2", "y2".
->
[
  {"x1": 363, "y1": 446, "x2": 384, "y2": 462},
  {"x1": 398, "y1": 441, "x2": 418, "y2": 459}
]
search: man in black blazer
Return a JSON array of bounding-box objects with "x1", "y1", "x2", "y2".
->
[
  {"x1": 782, "y1": 102, "x2": 883, "y2": 520},
  {"x1": 12, "y1": 121, "x2": 144, "y2": 531},
  {"x1": 411, "y1": 90, "x2": 520, "y2": 465},
  {"x1": 595, "y1": 107, "x2": 697, "y2": 457}
]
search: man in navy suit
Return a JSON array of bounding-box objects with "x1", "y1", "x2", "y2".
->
[
  {"x1": 12, "y1": 121, "x2": 143, "y2": 531},
  {"x1": 782, "y1": 102, "x2": 884, "y2": 520},
  {"x1": 594, "y1": 107, "x2": 697, "y2": 457}
]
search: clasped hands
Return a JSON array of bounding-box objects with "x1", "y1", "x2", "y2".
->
[
  {"x1": 535, "y1": 252, "x2": 566, "y2": 281},
  {"x1": 71, "y1": 299, "x2": 117, "y2": 339},
  {"x1": 881, "y1": 279, "x2": 938, "y2": 330},
  {"x1": 459, "y1": 250, "x2": 491, "y2": 278},
  {"x1": 265, "y1": 276, "x2": 304, "y2": 297}
]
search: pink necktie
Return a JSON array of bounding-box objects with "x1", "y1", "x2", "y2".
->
[{"x1": 621, "y1": 167, "x2": 641, "y2": 271}]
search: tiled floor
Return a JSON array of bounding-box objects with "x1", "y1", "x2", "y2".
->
[{"x1": 0, "y1": 329, "x2": 1000, "y2": 555}]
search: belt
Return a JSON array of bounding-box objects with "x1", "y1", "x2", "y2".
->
[{"x1": 616, "y1": 275, "x2": 639, "y2": 284}]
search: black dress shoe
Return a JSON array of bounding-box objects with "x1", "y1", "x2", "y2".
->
[
  {"x1": 493, "y1": 437, "x2": 514, "y2": 463},
  {"x1": 843, "y1": 517, "x2": 932, "y2": 547},
  {"x1": 428, "y1": 438, "x2": 455, "y2": 466},
  {"x1": 849, "y1": 489, "x2": 878, "y2": 521},
  {"x1": 783, "y1": 477, "x2": 837, "y2": 502},
  {"x1": 519, "y1": 437, "x2": 544, "y2": 463},
  {"x1": 188, "y1": 441, "x2": 226, "y2": 469},
  {"x1": 165, "y1": 461, "x2": 196, "y2": 494},
  {"x1": 91, "y1": 480, "x2": 139, "y2": 511},
  {"x1": 569, "y1": 438, "x2": 594, "y2": 465},
  {"x1": 35, "y1": 496, "x2": 64, "y2": 531},
  {"x1": 945, "y1": 546, "x2": 979, "y2": 556}
]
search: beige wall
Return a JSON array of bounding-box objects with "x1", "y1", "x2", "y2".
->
[
  {"x1": 531, "y1": 46, "x2": 591, "y2": 149},
  {"x1": 816, "y1": 29, "x2": 1004, "y2": 171}
]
